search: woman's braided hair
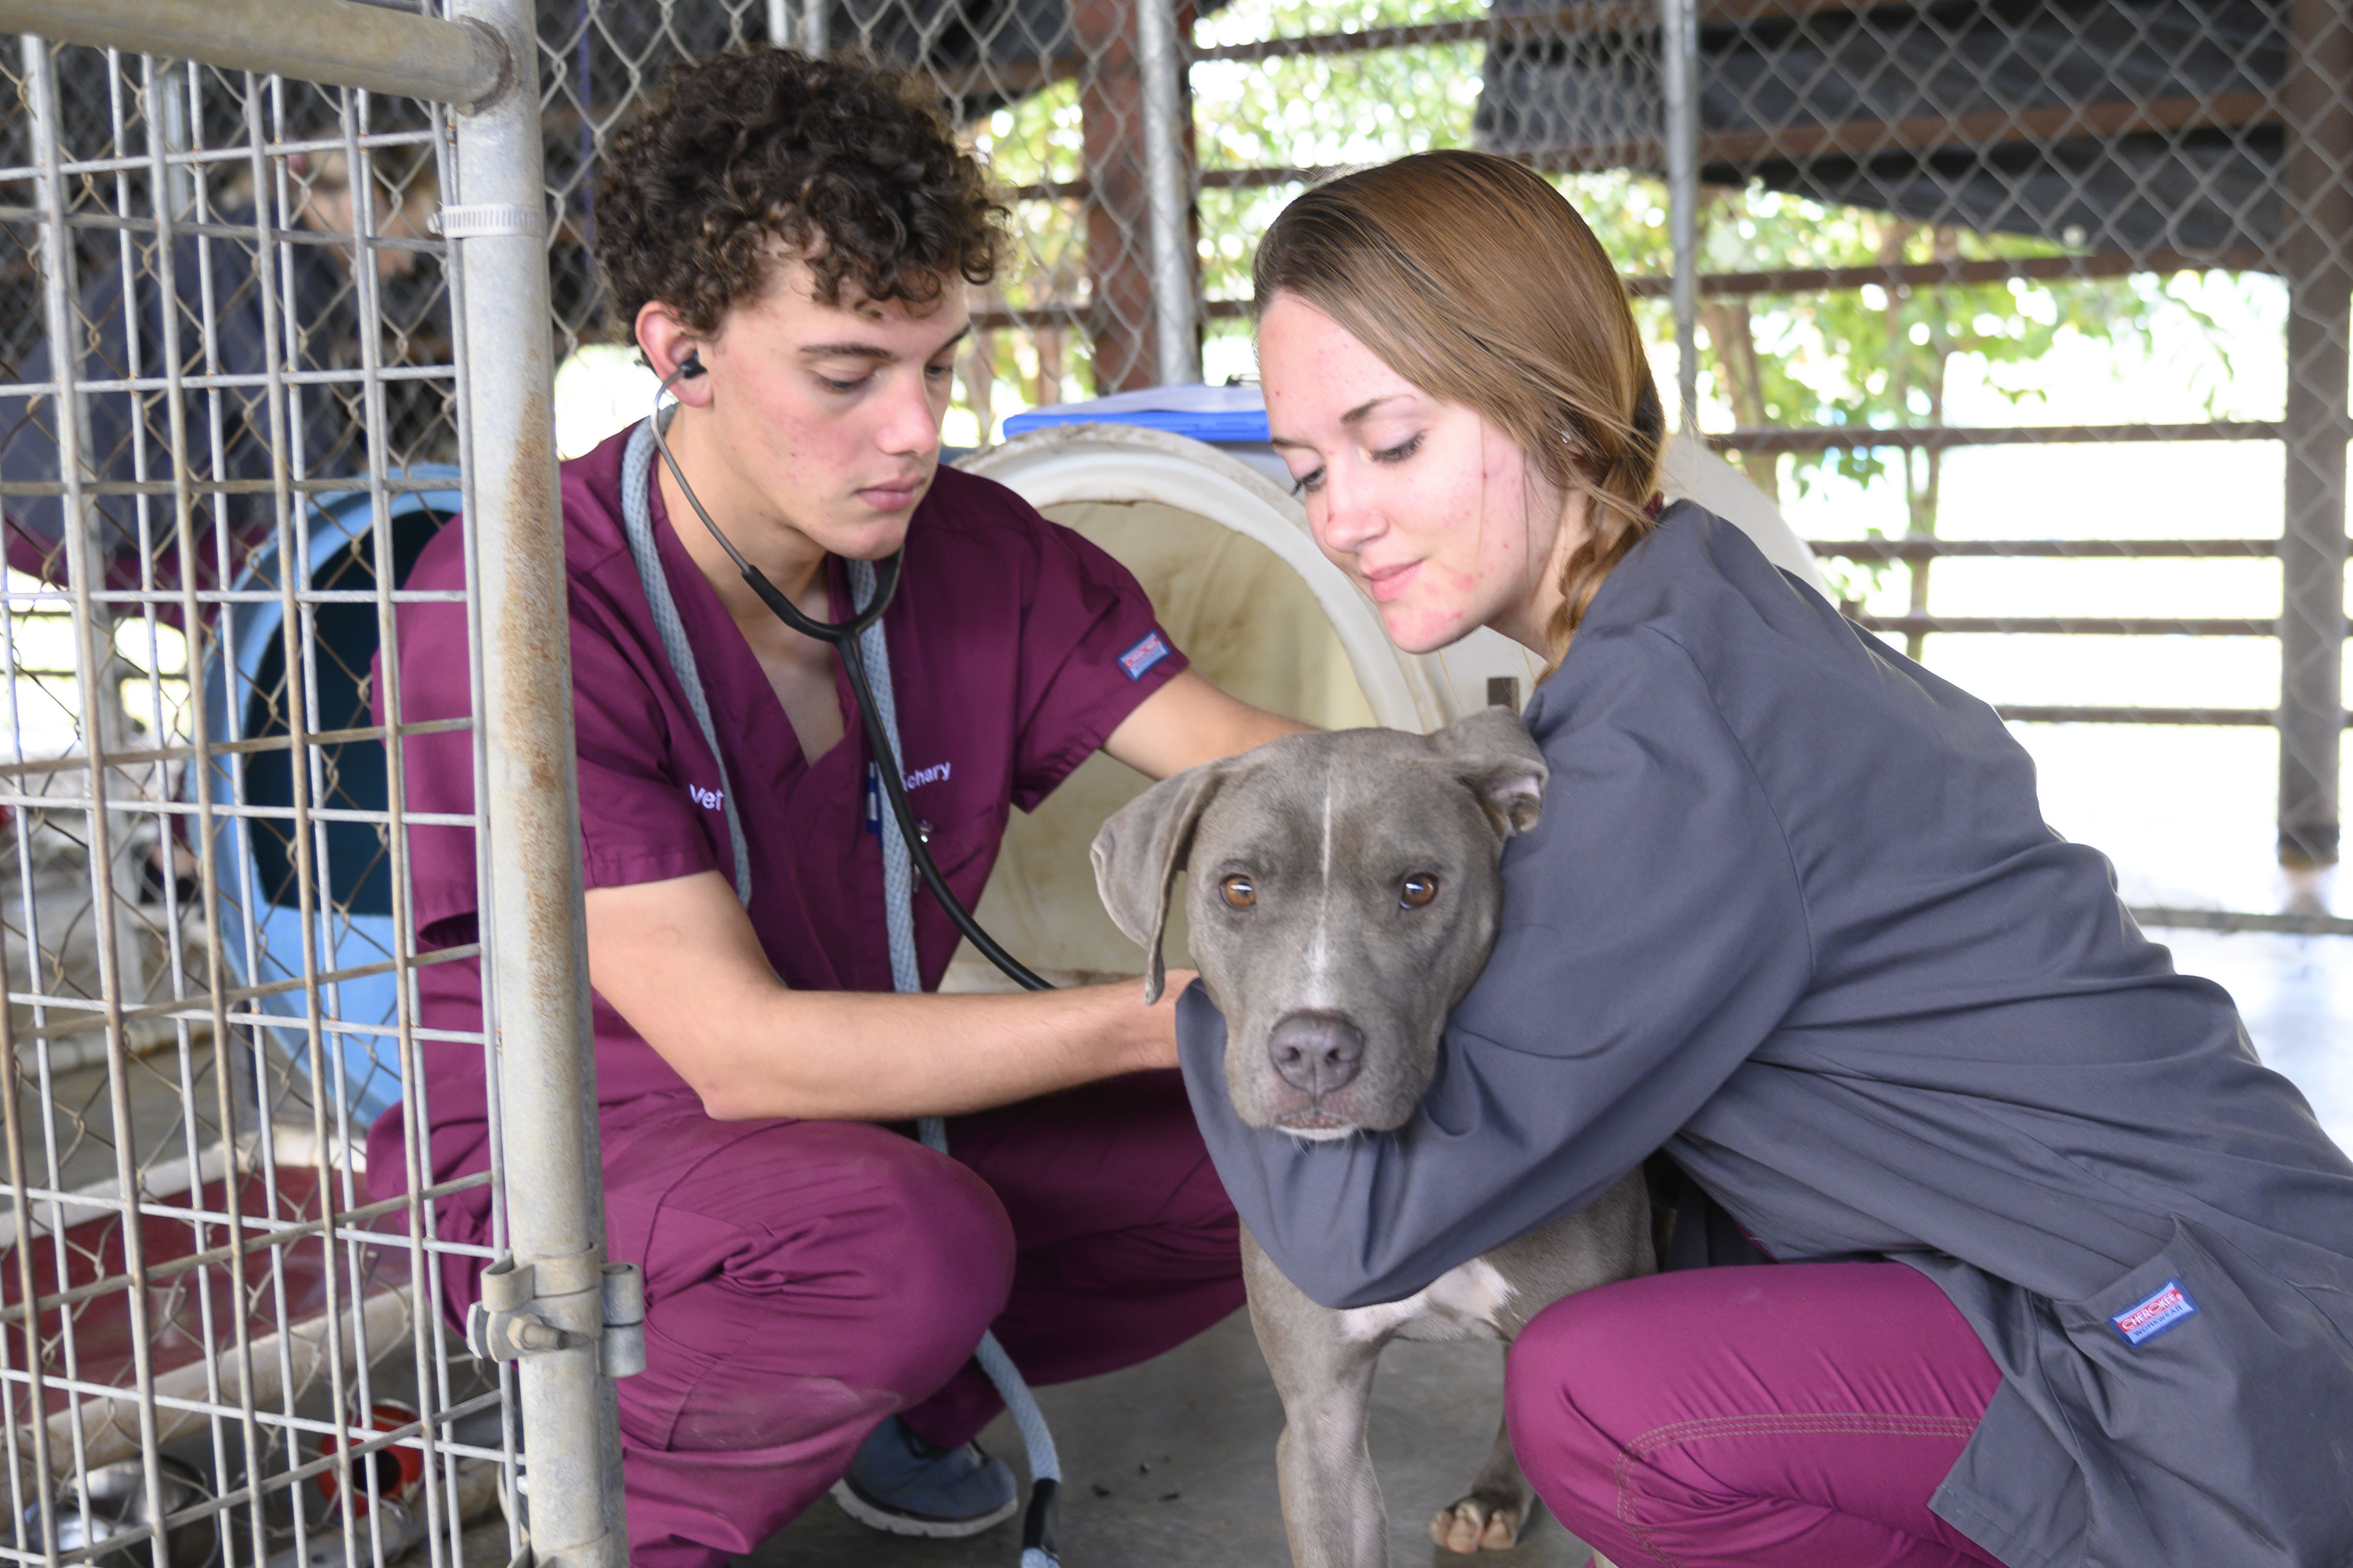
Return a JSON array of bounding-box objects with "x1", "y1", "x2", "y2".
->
[
  {"x1": 1253, "y1": 151, "x2": 1665, "y2": 665},
  {"x1": 593, "y1": 47, "x2": 1003, "y2": 335}
]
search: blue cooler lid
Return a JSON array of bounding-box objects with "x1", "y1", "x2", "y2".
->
[{"x1": 1001, "y1": 383, "x2": 1269, "y2": 444}]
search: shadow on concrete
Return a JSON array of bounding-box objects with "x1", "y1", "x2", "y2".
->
[{"x1": 745, "y1": 1308, "x2": 1595, "y2": 1567}]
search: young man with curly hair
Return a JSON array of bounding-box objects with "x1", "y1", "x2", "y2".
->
[{"x1": 367, "y1": 47, "x2": 1298, "y2": 1565}]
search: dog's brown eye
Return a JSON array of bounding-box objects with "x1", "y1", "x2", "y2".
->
[
  {"x1": 1219, "y1": 874, "x2": 1257, "y2": 909},
  {"x1": 1400, "y1": 874, "x2": 1439, "y2": 908}
]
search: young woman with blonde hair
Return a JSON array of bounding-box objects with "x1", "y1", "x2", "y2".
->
[{"x1": 1177, "y1": 148, "x2": 2353, "y2": 1568}]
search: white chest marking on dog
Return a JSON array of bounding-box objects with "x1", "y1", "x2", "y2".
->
[{"x1": 1335, "y1": 1258, "x2": 1516, "y2": 1345}]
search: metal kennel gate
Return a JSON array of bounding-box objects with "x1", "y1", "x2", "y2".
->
[{"x1": 0, "y1": 4, "x2": 621, "y2": 1567}]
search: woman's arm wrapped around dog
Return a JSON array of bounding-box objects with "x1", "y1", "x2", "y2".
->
[{"x1": 1177, "y1": 624, "x2": 1813, "y2": 1310}]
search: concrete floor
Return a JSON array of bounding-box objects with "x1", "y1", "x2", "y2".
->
[{"x1": 749, "y1": 1309, "x2": 1592, "y2": 1568}]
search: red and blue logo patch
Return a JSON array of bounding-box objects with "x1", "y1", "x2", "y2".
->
[
  {"x1": 2111, "y1": 1278, "x2": 2198, "y2": 1346},
  {"x1": 1119, "y1": 631, "x2": 1172, "y2": 681}
]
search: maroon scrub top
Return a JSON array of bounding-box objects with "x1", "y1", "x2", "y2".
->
[{"x1": 368, "y1": 423, "x2": 1186, "y2": 1192}]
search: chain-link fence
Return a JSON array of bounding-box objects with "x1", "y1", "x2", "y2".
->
[
  {"x1": 1638, "y1": 0, "x2": 2348, "y2": 895},
  {"x1": 0, "y1": 3, "x2": 623, "y2": 1565},
  {"x1": 537, "y1": 0, "x2": 1197, "y2": 415},
  {"x1": 1191, "y1": 0, "x2": 2346, "y2": 905},
  {"x1": 547, "y1": 0, "x2": 2328, "y2": 916}
]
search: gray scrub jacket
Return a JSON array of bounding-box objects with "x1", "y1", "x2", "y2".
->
[{"x1": 1178, "y1": 503, "x2": 2353, "y2": 1568}]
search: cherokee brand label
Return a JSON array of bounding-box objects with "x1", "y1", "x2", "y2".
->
[
  {"x1": 1119, "y1": 631, "x2": 1172, "y2": 681},
  {"x1": 2111, "y1": 1279, "x2": 2199, "y2": 1346}
]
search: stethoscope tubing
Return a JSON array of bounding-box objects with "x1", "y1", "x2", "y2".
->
[
  {"x1": 649, "y1": 366, "x2": 1054, "y2": 993},
  {"x1": 838, "y1": 634, "x2": 1055, "y2": 991}
]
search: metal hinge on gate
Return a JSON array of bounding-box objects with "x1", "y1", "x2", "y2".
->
[
  {"x1": 599, "y1": 1260, "x2": 647, "y2": 1377},
  {"x1": 467, "y1": 1250, "x2": 646, "y2": 1378}
]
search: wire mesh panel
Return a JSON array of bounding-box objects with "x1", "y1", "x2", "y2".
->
[
  {"x1": 706, "y1": 0, "x2": 2335, "y2": 895},
  {"x1": 0, "y1": 14, "x2": 593, "y2": 1567},
  {"x1": 1617, "y1": 0, "x2": 2352, "y2": 873},
  {"x1": 1161, "y1": 0, "x2": 2350, "y2": 892}
]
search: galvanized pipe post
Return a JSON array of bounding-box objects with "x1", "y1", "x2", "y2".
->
[
  {"x1": 2278, "y1": 0, "x2": 2353, "y2": 870},
  {"x1": 1659, "y1": 0, "x2": 1700, "y2": 432},
  {"x1": 0, "y1": 0, "x2": 505, "y2": 104},
  {"x1": 18, "y1": 34, "x2": 147, "y2": 1008},
  {"x1": 19, "y1": 32, "x2": 168, "y2": 1544},
  {"x1": 445, "y1": 0, "x2": 625, "y2": 1560},
  {"x1": 1137, "y1": 0, "x2": 1199, "y2": 385}
]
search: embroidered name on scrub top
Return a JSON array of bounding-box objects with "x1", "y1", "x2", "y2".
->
[
  {"x1": 2112, "y1": 1278, "x2": 2199, "y2": 1345},
  {"x1": 1120, "y1": 631, "x2": 1172, "y2": 681},
  {"x1": 688, "y1": 783, "x2": 723, "y2": 811}
]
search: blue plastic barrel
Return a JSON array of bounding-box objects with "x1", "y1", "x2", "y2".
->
[{"x1": 200, "y1": 471, "x2": 461, "y2": 1127}]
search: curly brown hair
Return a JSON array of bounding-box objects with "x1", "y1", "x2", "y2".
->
[{"x1": 592, "y1": 47, "x2": 1004, "y2": 337}]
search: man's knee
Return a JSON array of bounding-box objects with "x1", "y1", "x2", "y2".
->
[
  {"x1": 625, "y1": 1131, "x2": 1017, "y2": 1455},
  {"x1": 810, "y1": 1139, "x2": 1017, "y2": 1387},
  {"x1": 861, "y1": 1142, "x2": 1016, "y2": 1335}
]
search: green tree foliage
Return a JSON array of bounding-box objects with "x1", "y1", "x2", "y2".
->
[{"x1": 1649, "y1": 187, "x2": 2227, "y2": 630}]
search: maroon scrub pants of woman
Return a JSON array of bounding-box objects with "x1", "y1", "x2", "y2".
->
[
  {"x1": 1504, "y1": 1262, "x2": 2008, "y2": 1568},
  {"x1": 588, "y1": 1068, "x2": 1242, "y2": 1567}
]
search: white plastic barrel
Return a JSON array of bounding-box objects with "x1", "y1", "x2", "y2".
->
[{"x1": 948, "y1": 416, "x2": 1824, "y2": 983}]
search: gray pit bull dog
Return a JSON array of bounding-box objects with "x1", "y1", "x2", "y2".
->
[{"x1": 1090, "y1": 708, "x2": 1652, "y2": 1567}]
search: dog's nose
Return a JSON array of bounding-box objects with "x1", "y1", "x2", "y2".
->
[{"x1": 1269, "y1": 1013, "x2": 1365, "y2": 1096}]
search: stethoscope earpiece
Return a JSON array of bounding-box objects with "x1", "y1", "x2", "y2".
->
[{"x1": 647, "y1": 362, "x2": 901, "y2": 643}]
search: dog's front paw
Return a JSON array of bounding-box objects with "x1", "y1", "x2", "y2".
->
[{"x1": 1428, "y1": 1495, "x2": 1522, "y2": 1554}]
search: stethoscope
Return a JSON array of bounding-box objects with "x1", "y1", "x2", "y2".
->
[
  {"x1": 645, "y1": 361, "x2": 1070, "y2": 1568},
  {"x1": 650, "y1": 357, "x2": 1053, "y2": 993}
]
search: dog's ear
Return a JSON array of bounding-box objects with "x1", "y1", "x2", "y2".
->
[
  {"x1": 1091, "y1": 761, "x2": 1233, "y2": 1004},
  {"x1": 1430, "y1": 706, "x2": 1549, "y2": 838}
]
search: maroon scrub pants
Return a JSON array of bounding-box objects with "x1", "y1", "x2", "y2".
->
[
  {"x1": 1504, "y1": 1262, "x2": 2008, "y2": 1568},
  {"x1": 587, "y1": 1069, "x2": 1242, "y2": 1567}
]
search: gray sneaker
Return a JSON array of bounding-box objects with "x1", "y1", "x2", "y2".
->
[{"x1": 829, "y1": 1416, "x2": 1019, "y2": 1539}]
